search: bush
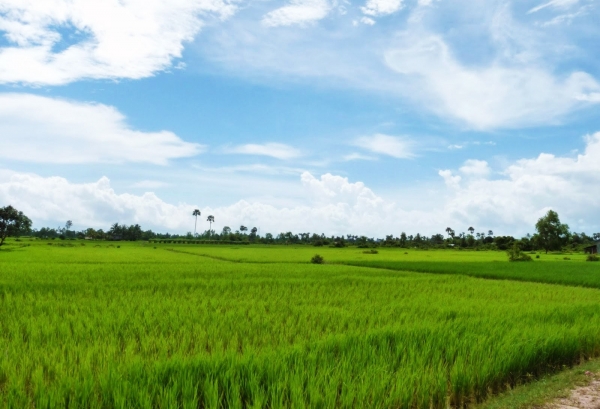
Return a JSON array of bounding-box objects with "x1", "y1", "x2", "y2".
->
[
  {"x1": 536, "y1": 255, "x2": 540, "y2": 259},
  {"x1": 311, "y1": 254, "x2": 324, "y2": 264},
  {"x1": 587, "y1": 254, "x2": 600, "y2": 262},
  {"x1": 362, "y1": 249, "x2": 379, "y2": 254},
  {"x1": 507, "y1": 243, "x2": 533, "y2": 262},
  {"x1": 563, "y1": 257, "x2": 571, "y2": 261}
]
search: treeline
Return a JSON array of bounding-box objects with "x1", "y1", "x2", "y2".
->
[
  {"x1": 5, "y1": 206, "x2": 598, "y2": 253},
  {"x1": 28, "y1": 223, "x2": 600, "y2": 252}
]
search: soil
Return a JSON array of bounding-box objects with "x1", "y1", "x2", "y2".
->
[{"x1": 546, "y1": 372, "x2": 600, "y2": 409}]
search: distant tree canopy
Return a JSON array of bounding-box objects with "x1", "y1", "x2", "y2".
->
[
  {"x1": 0, "y1": 206, "x2": 32, "y2": 247},
  {"x1": 6, "y1": 206, "x2": 599, "y2": 253},
  {"x1": 535, "y1": 210, "x2": 570, "y2": 254}
]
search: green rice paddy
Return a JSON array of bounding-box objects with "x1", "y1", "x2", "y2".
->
[{"x1": 1, "y1": 241, "x2": 600, "y2": 408}]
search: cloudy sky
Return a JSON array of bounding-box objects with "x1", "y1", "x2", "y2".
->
[{"x1": 0, "y1": 0, "x2": 599, "y2": 237}]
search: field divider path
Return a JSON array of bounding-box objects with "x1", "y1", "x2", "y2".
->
[{"x1": 337, "y1": 260, "x2": 600, "y2": 290}]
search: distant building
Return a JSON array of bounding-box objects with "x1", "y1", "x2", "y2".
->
[{"x1": 584, "y1": 241, "x2": 600, "y2": 254}]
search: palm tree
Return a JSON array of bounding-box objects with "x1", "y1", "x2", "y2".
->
[
  {"x1": 192, "y1": 209, "x2": 201, "y2": 236},
  {"x1": 240, "y1": 226, "x2": 248, "y2": 234},
  {"x1": 207, "y1": 215, "x2": 214, "y2": 234},
  {"x1": 468, "y1": 226, "x2": 475, "y2": 235},
  {"x1": 445, "y1": 227, "x2": 453, "y2": 238}
]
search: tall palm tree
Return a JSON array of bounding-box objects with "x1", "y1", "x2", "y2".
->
[
  {"x1": 207, "y1": 215, "x2": 214, "y2": 234},
  {"x1": 192, "y1": 209, "x2": 201, "y2": 236},
  {"x1": 468, "y1": 226, "x2": 475, "y2": 235}
]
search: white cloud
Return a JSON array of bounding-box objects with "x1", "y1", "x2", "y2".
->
[
  {"x1": 439, "y1": 169, "x2": 461, "y2": 189},
  {"x1": 0, "y1": 169, "x2": 436, "y2": 236},
  {"x1": 361, "y1": 0, "x2": 403, "y2": 17},
  {"x1": 353, "y1": 134, "x2": 415, "y2": 158},
  {"x1": 262, "y1": 0, "x2": 332, "y2": 27},
  {"x1": 439, "y1": 133, "x2": 600, "y2": 233},
  {"x1": 459, "y1": 159, "x2": 491, "y2": 179},
  {"x1": 385, "y1": 35, "x2": 600, "y2": 129},
  {"x1": 3, "y1": 134, "x2": 600, "y2": 236},
  {"x1": 528, "y1": 0, "x2": 580, "y2": 14},
  {"x1": 0, "y1": 93, "x2": 203, "y2": 165},
  {"x1": 343, "y1": 152, "x2": 378, "y2": 161},
  {"x1": 223, "y1": 143, "x2": 302, "y2": 160},
  {"x1": 0, "y1": 0, "x2": 237, "y2": 85},
  {"x1": 360, "y1": 17, "x2": 376, "y2": 25}
]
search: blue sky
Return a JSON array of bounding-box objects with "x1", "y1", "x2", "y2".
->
[{"x1": 0, "y1": 0, "x2": 599, "y2": 237}]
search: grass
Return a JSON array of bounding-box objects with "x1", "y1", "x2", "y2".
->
[
  {"x1": 341, "y1": 260, "x2": 600, "y2": 289},
  {"x1": 1, "y1": 241, "x2": 600, "y2": 407},
  {"x1": 474, "y1": 358, "x2": 600, "y2": 409}
]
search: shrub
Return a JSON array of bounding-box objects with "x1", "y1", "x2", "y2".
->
[
  {"x1": 587, "y1": 254, "x2": 600, "y2": 262},
  {"x1": 311, "y1": 254, "x2": 324, "y2": 264},
  {"x1": 536, "y1": 255, "x2": 540, "y2": 259},
  {"x1": 362, "y1": 249, "x2": 379, "y2": 254},
  {"x1": 507, "y1": 243, "x2": 533, "y2": 262},
  {"x1": 563, "y1": 257, "x2": 571, "y2": 261}
]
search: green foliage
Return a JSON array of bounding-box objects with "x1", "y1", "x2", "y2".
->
[
  {"x1": 507, "y1": 243, "x2": 533, "y2": 262},
  {"x1": 587, "y1": 254, "x2": 599, "y2": 262},
  {"x1": 310, "y1": 254, "x2": 324, "y2": 264},
  {"x1": 362, "y1": 249, "x2": 379, "y2": 254},
  {"x1": 535, "y1": 210, "x2": 570, "y2": 254},
  {"x1": 0, "y1": 205, "x2": 32, "y2": 247},
  {"x1": 3, "y1": 244, "x2": 600, "y2": 408}
]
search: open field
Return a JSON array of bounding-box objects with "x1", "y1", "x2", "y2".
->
[{"x1": 1, "y1": 241, "x2": 600, "y2": 408}]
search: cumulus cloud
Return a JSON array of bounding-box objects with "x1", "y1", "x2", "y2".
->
[
  {"x1": 361, "y1": 0, "x2": 404, "y2": 17},
  {"x1": 0, "y1": 169, "x2": 434, "y2": 236},
  {"x1": 459, "y1": 159, "x2": 491, "y2": 179},
  {"x1": 439, "y1": 133, "x2": 600, "y2": 233},
  {"x1": 0, "y1": 93, "x2": 203, "y2": 165},
  {"x1": 0, "y1": 0, "x2": 237, "y2": 85},
  {"x1": 262, "y1": 0, "x2": 332, "y2": 27},
  {"x1": 353, "y1": 134, "x2": 415, "y2": 159},
  {"x1": 223, "y1": 143, "x2": 301, "y2": 160},
  {"x1": 3, "y1": 133, "x2": 600, "y2": 236},
  {"x1": 385, "y1": 35, "x2": 600, "y2": 129}
]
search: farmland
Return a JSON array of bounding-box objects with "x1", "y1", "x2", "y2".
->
[{"x1": 1, "y1": 241, "x2": 600, "y2": 408}]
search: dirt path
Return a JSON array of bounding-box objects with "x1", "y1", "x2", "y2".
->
[{"x1": 546, "y1": 372, "x2": 600, "y2": 409}]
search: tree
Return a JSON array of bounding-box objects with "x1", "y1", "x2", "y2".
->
[
  {"x1": 65, "y1": 220, "x2": 73, "y2": 237},
  {"x1": 445, "y1": 227, "x2": 453, "y2": 238},
  {"x1": 240, "y1": 226, "x2": 248, "y2": 234},
  {"x1": 192, "y1": 209, "x2": 201, "y2": 236},
  {"x1": 0, "y1": 206, "x2": 32, "y2": 247},
  {"x1": 535, "y1": 210, "x2": 570, "y2": 254},
  {"x1": 207, "y1": 215, "x2": 214, "y2": 234},
  {"x1": 468, "y1": 226, "x2": 474, "y2": 235}
]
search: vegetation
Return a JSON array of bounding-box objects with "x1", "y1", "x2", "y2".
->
[
  {"x1": 2, "y1": 205, "x2": 600, "y2": 407},
  {"x1": 587, "y1": 254, "x2": 599, "y2": 262},
  {"x1": 0, "y1": 242, "x2": 600, "y2": 408},
  {"x1": 535, "y1": 210, "x2": 570, "y2": 254},
  {"x1": 506, "y1": 243, "x2": 533, "y2": 262},
  {"x1": 0, "y1": 205, "x2": 32, "y2": 247},
  {"x1": 310, "y1": 253, "x2": 324, "y2": 264}
]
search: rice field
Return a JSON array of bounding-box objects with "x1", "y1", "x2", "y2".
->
[{"x1": 1, "y1": 241, "x2": 600, "y2": 408}]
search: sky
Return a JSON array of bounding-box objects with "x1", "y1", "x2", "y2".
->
[{"x1": 0, "y1": 0, "x2": 599, "y2": 237}]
